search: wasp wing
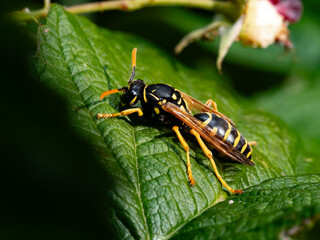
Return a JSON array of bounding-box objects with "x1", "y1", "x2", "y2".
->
[
  {"x1": 179, "y1": 91, "x2": 236, "y2": 127},
  {"x1": 163, "y1": 102, "x2": 254, "y2": 166}
]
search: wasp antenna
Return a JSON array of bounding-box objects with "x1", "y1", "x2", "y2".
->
[
  {"x1": 128, "y1": 48, "x2": 137, "y2": 83},
  {"x1": 132, "y1": 48, "x2": 137, "y2": 69},
  {"x1": 100, "y1": 88, "x2": 125, "y2": 100}
]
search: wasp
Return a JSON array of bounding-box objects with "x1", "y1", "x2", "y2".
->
[{"x1": 97, "y1": 48, "x2": 256, "y2": 194}]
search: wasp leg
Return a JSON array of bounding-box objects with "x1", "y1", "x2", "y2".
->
[
  {"x1": 97, "y1": 108, "x2": 143, "y2": 119},
  {"x1": 205, "y1": 99, "x2": 218, "y2": 111},
  {"x1": 190, "y1": 129, "x2": 243, "y2": 195},
  {"x1": 248, "y1": 141, "x2": 257, "y2": 147},
  {"x1": 172, "y1": 126, "x2": 195, "y2": 186}
]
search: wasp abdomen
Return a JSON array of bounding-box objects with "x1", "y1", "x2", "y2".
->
[{"x1": 194, "y1": 112, "x2": 252, "y2": 160}]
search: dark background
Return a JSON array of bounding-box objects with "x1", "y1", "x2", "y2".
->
[{"x1": 1, "y1": 0, "x2": 319, "y2": 239}]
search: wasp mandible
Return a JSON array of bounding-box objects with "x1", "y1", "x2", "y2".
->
[{"x1": 97, "y1": 48, "x2": 256, "y2": 194}]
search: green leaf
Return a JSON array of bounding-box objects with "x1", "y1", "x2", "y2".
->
[
  {"x1": 34, "y1": 5, "x2": 320, "y2": 239},
  {"x1": 172, "y1": 175, "x2": 320, "y2": 240}
]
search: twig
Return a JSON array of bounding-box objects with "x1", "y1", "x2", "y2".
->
[{"x1": 10, "y1": 0, "x2": 237, "y2": 22}]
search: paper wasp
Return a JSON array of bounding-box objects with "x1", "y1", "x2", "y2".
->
[{"x1": 97, "y1": 48, "x2": 256, "y2": 194}]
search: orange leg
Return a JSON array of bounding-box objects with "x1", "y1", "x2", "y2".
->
[
  {"x1": 172, "y1": 126, "x2": 195, "y2": 186},
  {"x1": 248, "y1": 141, "x2": 257, "y2": 147},
  {"x1": 205, "y1": 99, "x2": 218, "y2": 111},
  {"x1": 190, "y1": 129, "x2": 243, "y2": 194},
  {"x1": 97, "y1": 108, "x2": 143, "y2": 119}
]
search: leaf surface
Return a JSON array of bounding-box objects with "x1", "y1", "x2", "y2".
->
[
  {"x1": 172, "y1": 175, "x2": 320, "y2": 240},
  {"x1": 34, "y1": 5, "x2": 319, "y2": 239}
]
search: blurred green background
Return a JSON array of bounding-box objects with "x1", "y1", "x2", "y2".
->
[{"x1": 1, "y1": 0, "x2": 319, "y2": 239}]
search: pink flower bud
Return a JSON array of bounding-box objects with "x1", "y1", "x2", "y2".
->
[{"x1": 269, "y1": 0, "x2": 302, "y2": 23}]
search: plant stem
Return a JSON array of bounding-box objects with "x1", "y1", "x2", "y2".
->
[
  {"x1": 68, "y1": 0, "x2": 231, "y2": 13},
  {"x1": 11, "y1": 0, "x2": 237, "y2": 22}
]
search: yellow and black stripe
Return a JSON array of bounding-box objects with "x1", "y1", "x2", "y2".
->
[{"x1": 194, "y1": 112, "x2": 252, "y2": 160}]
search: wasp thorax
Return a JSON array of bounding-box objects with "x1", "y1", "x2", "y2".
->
[{"x1": 121, "y1": 79, "x2": 146, "y2": 107}]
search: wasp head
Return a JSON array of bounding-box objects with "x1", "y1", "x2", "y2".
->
[
  {"x1": 99, "y1": 48, "x2": 145, "y2": 108},
  {"x1": 120, "y1": 79, "x2": 146, "y2": 107}
]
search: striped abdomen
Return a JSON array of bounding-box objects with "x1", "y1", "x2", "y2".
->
[{"x1": 193, "y1": 112, "x2": 252, "y2": 160}]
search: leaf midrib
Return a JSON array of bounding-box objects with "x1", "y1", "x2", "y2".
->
[{"x1": 131, "y1": 126, "x2": 151, "y2": 239}]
